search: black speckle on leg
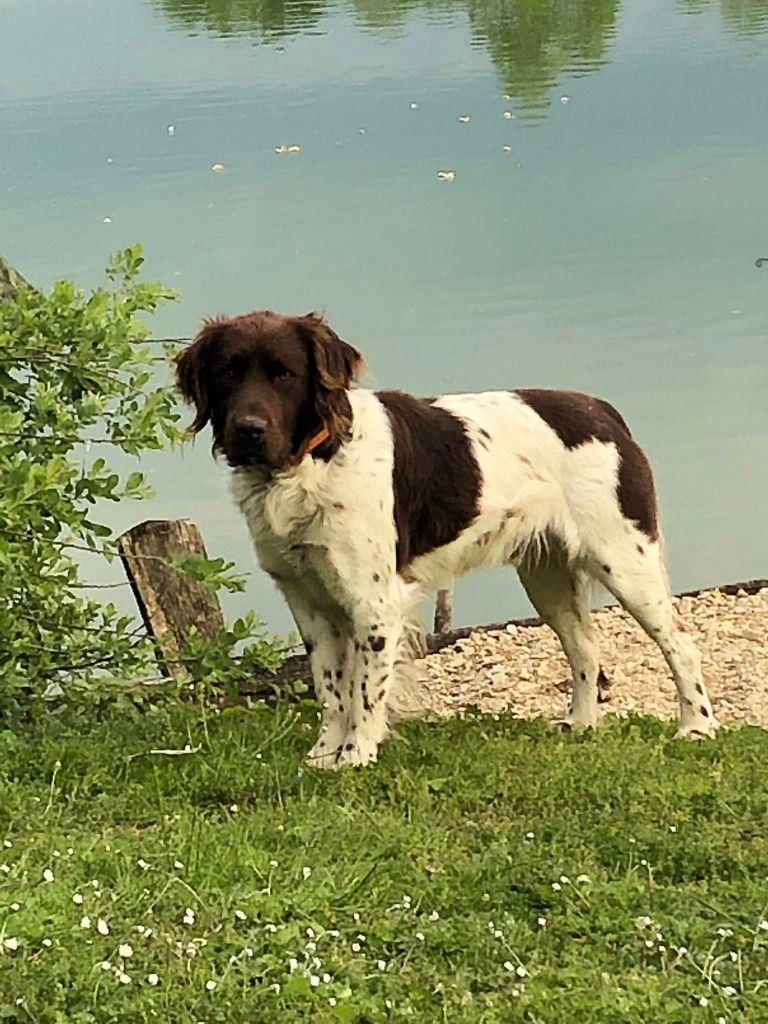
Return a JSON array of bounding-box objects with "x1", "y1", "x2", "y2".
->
[
  {"x1": 335, "y1": 669, "x2": 343, "y2": 681},
  {"x1": 369, "y1": 635, "x2": 386, "y2": 652},
  {"x1": 700, "y1": 705, "x2": 709, "y2": 717},
  {"x1": 580, "y1": 671, "x2": 587, "y2": 682},
  {"x1": 323, "y1": 668, "x2": 332, "y2": 680},
  {"x1": 377, "y1": 688, "x2": 386, "y2": 702},
  {"x1": 695, "y1": 683, "x2": 704, "y2": 696},
  {"x1": 373, "y1": 572, "x2": 380, "y2": 583},
  {"x1": 345, "y1": 742, "x2": 355, "y2": 751},
  {"x1": 305, "y1": 640, "x2": 314, "y2": 656},
  {"x1": 636, "y1": 544, "x2": 645, "y2": 555},
  {"x1": 602, "y1": 565, "x2": 611, "y2": 574}
]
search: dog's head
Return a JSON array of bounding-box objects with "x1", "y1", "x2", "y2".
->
[{"x1": 175, "y1": 310, "x2": 364, "y2": 470}]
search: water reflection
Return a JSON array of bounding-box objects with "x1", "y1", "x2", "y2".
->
[
  {"x1": 682, "y1": 0, "x2": 768, "y2": 36},
  {"x1": 151, "y1": 0, "x2": 620, "y2": 112}
]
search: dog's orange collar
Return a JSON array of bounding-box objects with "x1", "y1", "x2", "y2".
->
[{"x1": 305, "y1": 426, "x2": 330, "y2": 454}]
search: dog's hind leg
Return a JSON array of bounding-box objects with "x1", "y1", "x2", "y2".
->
[
  {"x1": 518, "y1": 558, "x2": 602, "y2": 729},
  {"x1": 585, "y1": 534, "x2": 717, "y2": 738}
]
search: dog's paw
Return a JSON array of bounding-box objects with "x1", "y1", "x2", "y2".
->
[
  {"x1": 549, "y1": 714, "x2": 598, "y2": 733},
  {"x1": 676, "y1": 718, "x2": 719, "y2": 740},
  {"x1": 334, "y1": 734, "x2": 380, "y2": 769},
  {"x1": 305, "y1": 740, "x2": 343, "y2": 770}
]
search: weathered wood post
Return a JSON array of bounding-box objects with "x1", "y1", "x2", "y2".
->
[
  {"x1": 119, "y1": 518, "x2": 226, "y2": 678},
  {"x1": 434, "y1": 586, "x2": 454, "y2": 634}
]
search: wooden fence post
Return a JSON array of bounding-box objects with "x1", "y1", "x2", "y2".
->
[{"x1": 119, "y1": 519, "x2": 225, "y2": 678}]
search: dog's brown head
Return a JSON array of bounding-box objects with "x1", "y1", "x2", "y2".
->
[{"x1": 175, "y1": 310, "x2": 364, "y2": 470}]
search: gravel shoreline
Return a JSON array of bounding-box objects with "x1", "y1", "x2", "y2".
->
[{"x1": 411, "y1": 584, "x2": 768, "y2": 728}]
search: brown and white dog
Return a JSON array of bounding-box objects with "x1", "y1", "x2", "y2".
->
[{"x1": 176, "y1": 309, "x2": 718, "y2": 768}]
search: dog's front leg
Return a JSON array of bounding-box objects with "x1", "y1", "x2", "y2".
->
[
  {"x1": 335, "y1": 598, "x2": 402, "y2": 768},
  {"x1": 277, "y1": 583, "x2": 352, "y2": 769}
]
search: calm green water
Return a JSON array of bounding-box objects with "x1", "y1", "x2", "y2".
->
[{"x1": 2, "y1": 0, "x2": 766, "y2": 635}]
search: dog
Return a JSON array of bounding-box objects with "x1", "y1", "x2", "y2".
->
[{"x1": 175, "y1": 309, "x2": 718, "y2": 768}]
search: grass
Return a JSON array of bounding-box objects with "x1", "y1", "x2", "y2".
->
[{"x1": 1, "y1": 702, "x2": 768, "y2": 1023}]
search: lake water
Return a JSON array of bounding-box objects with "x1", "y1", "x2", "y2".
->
[{"x1": 2, "y1": 0, "x2": 766, "y2": 637}]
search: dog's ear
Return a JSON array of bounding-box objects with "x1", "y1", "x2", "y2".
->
[
  {"x1": 299, "y1": 313, "x2": 364, "y2": 450},
  {"x1": 301, "y1": 313, "x2": 364, "y2": 391},
  {"x1": 175, "y1": 319, "x2": 224, "y2": 433}
]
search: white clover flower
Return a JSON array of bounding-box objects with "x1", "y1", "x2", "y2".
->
[
  {"x1": 97, "y1": 919, "x2": 109, "y2": 936},
  {"x1": 306, "y1": 927, "x2": 315, "y2": 939},
  {"x1": 537, "y1": 917, "x2": 547, "y2": 928},
  {"x1": 42, "y1": 938, "x2": 52, "y2": 948},
  {"x1": 759, "y1": 920, "x2": 768, "y2": 932},
  {"x1": 9, "y1": 903, "x2": 20, "y2": 912},
  {"x1": 264, "y1": 923, "x2": 277, "y2": 933},
  {"x1": 493, "y1": 929, "x2": 504, "y2": 939},
  {"x1": 678, "y1": 946, "x2": 688, "y2": 956},
  {"x1": 729, "y1": 951, "x2": 738, "y2": 962},
  {"x1": 43, "y1": 868, "x2": 54, "y2": 883},
  {"x1": 328, "y1": 929, "x2": 340, "y2": 938},
  {"x1": 147, "y1": 973, "x2": 159, "y2": 986},
  {"x1": 288, "y1": 958, "x2": 298, "y2": 972},
  {"x1": 428, "y1": 911, "x2": 440, "y2": 921},
  {"x1": 269, "y1": 859, "x2": 278, "y2": 867},
  {"x1": 415, "y1": 932, "x2": 425, "y2": 942},
  {"x1": 322, "y1": 972, "x2": 331, "y2": 983},
  {"x1": 174, "y1": 860, "x2": 184, "y2": 869},
  {"x1": 136, "y1": 859, "x2": 149, "y2": 871},
  {"x1": 3, "y1": 840, "x2": 11, "y2": 848},
  {"x1": 0, "y1": 865, "x2": 9, "y2": 874},
  {"x1": 118, "y1": 944, "x2": 133, "y2": 959},
  {"x1": 80, "y1": 916, "x2": 92, "y2": 929},
  {"x1": 516, "y1": 966, "x2": 527, "y2": 978},
  {"x1": 698, "y1": 997, "x2": 709, "y2": 1007},
  {"x1": 100, "y1": 960, "x2": 112, "y2": 971},
  {"x1": 645, "y1": 940, "x2": 654, "y2": 949},
  {"x1": 205, "y1": 979, "x2": 217, "y2": 991},
  {"x1": 302, "y1": 867, "x2": 312, "y2": 880},
  {"x1": 3, "y1": 937, "x2": 18, "y2": 951},
  {"x1": 353, "y1": 912, "x2": 361, "y2": 923},
  {"x1": 230, "y1": 804, "x2": 238, "y2": 813},
  {"x1": 351, "y1": 942, "x2": 361, "y2": 953},
  {"x1": 53, "y1": 850, "x2": 61, "y2": 858},
  {"x1": 723, "y1": 986, "x2": 737, "y2": 997},
  {"x1": 717, "y1": 928, "x2": 733, "y2": 938},
  {"x1": 576, "y1": 874, "x2": 590, "y2": 884},
  {"x1": 328, "y1": 997, "x2": 337, "y2": 1007},
  {"x1": 310, "y1": 975, "x2": 320, "y2": 987},
  {"x1": 118, "y1": 972, "x2": 131, "y2": 985},
  {"x1": 72, "y1": 893, "x2": 84, "y2": 905},
  {"x1": 183, "y1": 908, "x2": 196, "y2": 925},
  {"x1": 640, "y1": 859, "x2": 648, "y2": 867},
  {"x1": 668, "y1": 825, "x2": 677, "y2": 833},
  {"x1": 376, "y1": 959, "x2": 387, "y2": 971},
  {"x1": 235, "y1": 910, "x2": 247, "y2": 922},
  {"x1": 306, "y1": 941, "x2": 316, "y2": 953},
  {"x1": 525, "y1": 831, "x2": 535, "y2": 840},
  {"x1": 402, "y1": 895, "x2": 412, "y2": 905},
  {"x1": 503, "y1": 961, "x2": 514, "y2": 972},
  {"x1": 552, "y1": 882, "x2": 562, "y2": 892},
  {"x1": 559, "y1": 875, "x2": 570, "y2": 885},
  {"x1": 635, "y1": 916, "x2": 652, "y2": 929}
]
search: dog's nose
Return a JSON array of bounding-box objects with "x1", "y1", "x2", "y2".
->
[{"x1": 235, "y1": 415, "x2": 267, "y2": 439}]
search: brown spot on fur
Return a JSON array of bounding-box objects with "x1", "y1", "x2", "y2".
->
[
  {"x1": 377, "y1": 390, "x2": 481, "y2": 571},
  {"x1": 636, "y1": 544, "x2": 645, "y2": 555},
  {"x1": 516, "y1": 389, "x2": 659, "y2": 541},
  {"x1": 695, "y1": 683, "x2": 704, "y2": 695}
]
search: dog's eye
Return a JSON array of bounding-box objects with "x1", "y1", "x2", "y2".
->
[
  {"x1": 273, "y1": 364, "x2": 295, "y2": 382},
  {"x1": 222, "y1": 356, "x2": 246, "y2": 381}
]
